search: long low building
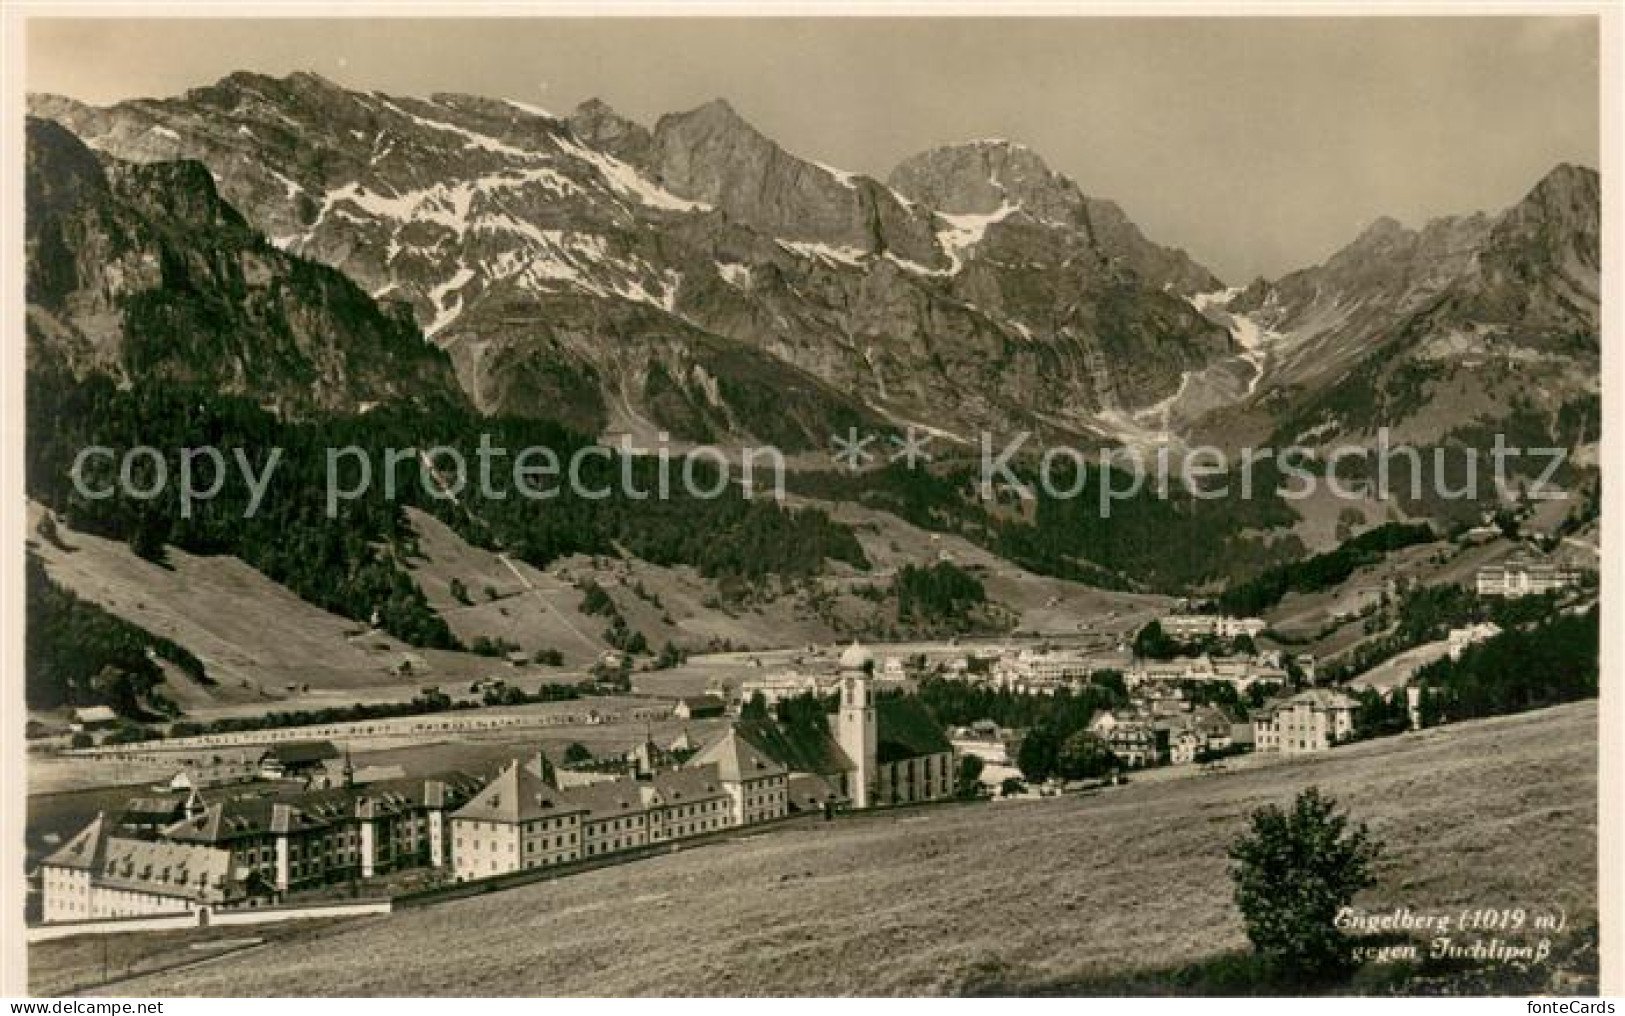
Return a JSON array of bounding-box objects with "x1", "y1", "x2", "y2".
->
[
  {"x1": 1476, "y1": 556, "x2": 1580, "y2": 598},
  {"x1": 38, "y1": 771, "x2": 486, "y2": 922},
  {"x1": 44, "y1": 643, "x2": 959, "y2": 911},
  {"x1": 1159, "y1": 615, "x2": 1267, "y2": 641},
  {"x1": 1128, "y1": 653, "x2": 1288, "y2": 690},
  {"x1": 449, "y1": 759, "x2": 735, "y2": 881}
]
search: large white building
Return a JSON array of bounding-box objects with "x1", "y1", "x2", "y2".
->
[
  {"x1": 1160, "y1": 615, "x2": 1268, "y2": 641},
  {"x1": 1129, "y1": 653, "x2": 1288, "y2": 691},
  {"x1": 37, "y1": 815, "x2": 251, "y2": 923},
  {"x1": 448, "y1": 760, "x2": 734, "y2": 881},
  {"x1": 988, "y1": 648, "x2": 1130, "y2": 695},
  {"x1": 1252, "y1": 689, "x2": 1359, "y2": 754},
  {"x1": 1476, "y1": 556, "x2": 1580, "y2": 598},
  {"x1": 450, "y1": 763, "x2": 586, "y2": 881},
  {"x1": 738, "y1": 671, "x2": 834, "y2": 709}
]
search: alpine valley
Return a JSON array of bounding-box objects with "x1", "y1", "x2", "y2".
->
[{"x1": 21, "y1": 71, "x2": 1602, "y2": 713}]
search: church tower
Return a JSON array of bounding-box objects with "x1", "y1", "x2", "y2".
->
[{"x1": 836, "y1": 641, "x2": 877, "y2": 809}]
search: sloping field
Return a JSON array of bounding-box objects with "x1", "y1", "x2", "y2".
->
[
  {"x1": 88, "y1": 701, "x2": 1596, "y2": 996},
  {"x1": 28, "y1": 504, "x2": 423, "y2": 705}
]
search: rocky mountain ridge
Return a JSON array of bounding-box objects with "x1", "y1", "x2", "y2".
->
[
  {"x1": 24, "y1": 115, "x2": 461, "y2": 414},
  {"x1": 30, "y1": 72, "x2": 1229, "y2": 448},
  {"x1": 1182, "y1": 162, "x2": 1601, "y2": 450},
  {"x1": 27, "y1": 72, "x2": 1600, "y2": 459}
]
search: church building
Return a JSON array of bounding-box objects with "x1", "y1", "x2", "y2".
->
[{"x1": 689, "y1": 641, "x2": 956, "y2": 821}]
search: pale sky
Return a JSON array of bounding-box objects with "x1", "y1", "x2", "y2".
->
[{"x1": 27, "y1": 16, "x2": 1600, "y2": 282}]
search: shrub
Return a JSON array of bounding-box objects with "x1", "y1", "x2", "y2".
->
[{"x1": 1227, "y1": 787, "x2": 1383, "y2": 984}]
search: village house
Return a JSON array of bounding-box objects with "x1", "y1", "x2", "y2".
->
[
  {"x1": 69, "y1": 705, "x2": 119, "y2": 734},
  {"x1": 1160, "y1": 707, "x2": 1235, "y2": 764},
  {"x1": 737, "y1": 671, "x2": 832, "y2": 710},
  {"x1": 989, "y1": 648, "x2": 1129, "y2": 695},
  {"x1": 1105, "y1": 721, "x2": 1165, "y2": 769},
  {"x1": 1252, "y1": 689, "x2": 1359, "y2": 754},
  {"x1": 949, "y1": 720, "x2": 1013, "y2": 765},
  {"x1": 256, "y1": 740, "x2": 341, "y2": 781}
]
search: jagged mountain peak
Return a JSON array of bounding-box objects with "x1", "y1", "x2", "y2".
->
[
  {"x1": 1354, "y1": 214, "x2": 1410, "y2": 240},
  {"x1": 28, "y1": 74, "x2": 1240, "y2": 442},
  {"x1": 187, "y1": 68, "x2": 349, "y2": 107},
  {"x1": 680, "y1": 96, "x2": 747, "y2": 124},
  {"x1": 652, "y1": 97, "x2": 764, "y2": 150},
  {"x1": 569, "y1": 97, "x2": 652, "y2": 166},
  {"x1": 888, "y1": 138, "x2": 1071, "y2": 219},
  {"x1": 1505, "y1": 162, "x2": 1599, "y2": 237},
  {"x1": 1530, "y1": 160, "x2": 1598, "y2": 194}
]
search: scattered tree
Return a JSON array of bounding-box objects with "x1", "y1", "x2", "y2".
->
[{"x1": 1228, "y1": 787, "x2": 1383, "y2": 983}]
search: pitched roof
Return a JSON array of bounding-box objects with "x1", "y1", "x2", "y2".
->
[
  {"x1": 1288, "y1": 688, "x2": 1360, "y2": 710},
  {"x1": 120, "y1": 797, "x2": 186, "y2": 821},
  {"x1": 42, "y1": 814, "x2": 108, "y2": 871},
  {"x1": 72, "y1": 706, "x2": 118, "y2": 724},
  {"x1": 162, "y1": 797, "x2": 326, "y2": 844},
  {"x1": 1192, "y1": 707, "x2": 1234, "y2": 737},
  {"x1": 735, "y1": 717, "x2": 853, "y2": 778},
  {"x1": 643, "y1": 764, "x2": 728, "y2": 808},
  {"x1": 562, "y1": 777, "x2": 647, "y2": 823},
  {"x1": 452, "y1": 762, "x2": 585, "y2": 824},
  {"x1": 875, "y1": 698, "x2": 952, "y2": 763},
  {"x1": 95, "y1": 837, "x2": 236, "y2": 902},
  {"x1": 688, "y1": 728, "x2": 788, "y2": 782},
  {"x1": 786, "y1": 772, "x2": 845, "y2": 811}
]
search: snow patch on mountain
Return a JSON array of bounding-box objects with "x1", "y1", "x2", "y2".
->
[
  {"x1": 426, "y1": 265, "x2": 475, "y2": 338},
  {"x1": 935, "y1": 203, "x2": 1018, "y2": 272},
  {"x1": 1186, "y1": 286, "x2": 1285, "y2": 398},
  {"x1": 717, "y1": 262, "x2": 752, "y2": 289},
  {"x1": 556, "y1": 135, "x2": 710, "y2": 213},
  {"x1": 502, "y1": 98, "x2": 557, "y2": 120},
  {"x1": 376, "y1": 97, "x2": 536, "y2": 160},
  {"x1": 777, "y1": 239, "x2": 870, "y2": 268},
  {"x1": 813, "y1": 160, "x2": 859, "y2": 189}
]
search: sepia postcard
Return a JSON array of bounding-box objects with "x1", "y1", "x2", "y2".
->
[{"x1": 1, "y1": 3, "x2": 1620, "y2": 1002}]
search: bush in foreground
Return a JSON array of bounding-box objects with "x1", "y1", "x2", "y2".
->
[{"x1": 1228, "y1": 787, "x2": 1383, "y2": 985}]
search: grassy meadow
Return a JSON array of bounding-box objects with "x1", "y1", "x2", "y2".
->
[{"x1": 52, "y1": 699, "x2": 1596, "y2": 997}]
